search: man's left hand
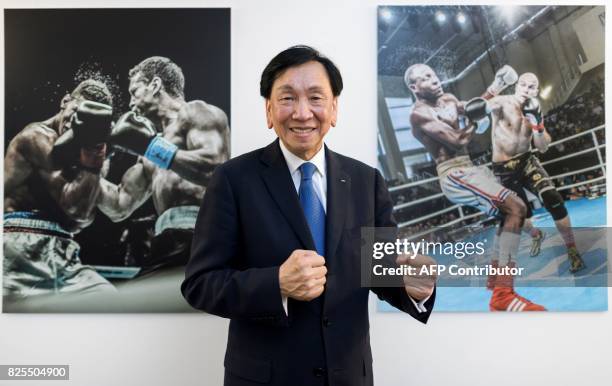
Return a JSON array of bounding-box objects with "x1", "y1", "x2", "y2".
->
[{"x1": 396, "y1": 253, "x2": 437, "y2": 301}]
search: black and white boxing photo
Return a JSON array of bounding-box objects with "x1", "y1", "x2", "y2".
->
[{"x1": 3, "y1": 8, "x2": 230, "y2": 312}]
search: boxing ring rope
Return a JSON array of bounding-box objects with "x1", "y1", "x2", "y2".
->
[
  {"x1": 389, "y1": 176, "x2": 438, "y2": 192},
  {"x1": 393, "y1": 125, "x2": 606, "y2": 239}
]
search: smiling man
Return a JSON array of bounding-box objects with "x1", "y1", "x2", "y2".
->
[{"x1": 182, "y1": 45, "x2": 436, "y2": 386}]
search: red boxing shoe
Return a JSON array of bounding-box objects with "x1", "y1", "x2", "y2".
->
[{"x1": 490, "y1": 288, "x2": 547, "y2": 311}]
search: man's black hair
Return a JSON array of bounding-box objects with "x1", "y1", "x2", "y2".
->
[
  {"x1": 129, "y1": 56, "x2": 185, "y2": 99},
  {"x1": 260, "y1": 45, "x2": 343, "y2": 98},
  {"x1": 72, "y1": 79, "x2": 113, "y2": 106}
]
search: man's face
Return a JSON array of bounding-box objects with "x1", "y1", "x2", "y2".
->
[
  {"x1": 58, "y1": 96, "x2": 82, "y2": 135},
  {"x1": 266, "y1": 61, "x2": 338, "y2": 160},
  {"x1": 409, "y1": 65, "x2": 444, "y2": 100},
  {"x1": 515, "y1": 74, "x2": 539, "y2": 101},
  {"x1": 128, "y1": 72, "x2": 159, "y2": 117}
]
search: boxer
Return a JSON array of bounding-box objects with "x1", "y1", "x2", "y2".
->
[
  {"x1": 97, "y1": 56, "x2": 229, "y2": 273},
  {"x1": 4, "y1": 79, "x2": 116, "y2": 298},
  {"x1": 489, "y1": 72, "x2": 585, "y2": 273},
  {"x1": 406, "y1": 63, "x2": 545, "y2": 311}
]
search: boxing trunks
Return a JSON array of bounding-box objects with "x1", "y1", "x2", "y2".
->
[
  {"x1": 437, "y1": 156, "x2": 514, "y2": 217},
  {"x1": 141, "y1": 205, "x2": 199, "y2": 274},
  {"x1": 3, "y1": 212, "x2": 115, "y2": 297},
  {"x1": 493, "y1": 152, "x2": 556, "y2": 218}
]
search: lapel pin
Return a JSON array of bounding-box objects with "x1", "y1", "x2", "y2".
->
[{"x1": 340, "y1": 179, "x2": 346, "y2": 183}]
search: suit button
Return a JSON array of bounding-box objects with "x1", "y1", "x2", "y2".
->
[
  {"x1": 322, "y1": 317, "x2": 332, "y2": 327},
  {"x1": 313, "y1": 367, "x2": 326, "y2": 377}
]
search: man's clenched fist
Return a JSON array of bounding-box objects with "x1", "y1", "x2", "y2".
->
[
  {"x1": 279, "y1": 250, "x2": 327, "y2": 301},
  {"x1": 397, "y1": 253, "x2": 437, "y2": 301}
]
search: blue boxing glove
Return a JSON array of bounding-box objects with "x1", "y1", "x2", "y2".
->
[{"x1": 110, "y1": 112, "x2": 178, "y2": 169}]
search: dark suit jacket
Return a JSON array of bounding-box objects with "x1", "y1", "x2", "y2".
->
[{"x1": 182, "y1": 140, "x2": 434, "y2": 386}]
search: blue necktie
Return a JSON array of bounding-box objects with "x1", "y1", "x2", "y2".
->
[{"x1": 299, "y1": 162, "x2": 326, "y2": 256}]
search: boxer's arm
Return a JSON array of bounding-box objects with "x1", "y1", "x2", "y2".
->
[
  {"x1": 97, "y1": 159, "x2": 153, "y2": 222},
  {"x1": 487, "y1": 97, "x2": 504, "y2": 116},
  {"x1": 522, "y1": 98, "x2": 552, "y2": 152},
  {"x1": 482, "y1": 65, "x2": 518, "y2": 99},
  {"x1": 456, "y1": 100, "x2": 466, "y2": 114},
  {"x1": 532, "y1": 126, "x2": 552, "y2": 153},
  {"x1": 182, "y1": 164, "x2": 289, "y2": 327},
  {"x1": 532, "y1": 130, "x2": 552, "y2": 153},
  {"x1": 3, "y1": 128, "x2": 38, "y2": 193},
  {"x1": 53, "y1": 170, "x2": 102, "y2": 223},
  {"x1": 10, "y1": 125, "x2": 102, "y2": 222},
  {"x1": 411, "y1": 108, "x2": 475, "y2": 148},
  {"x1": 170, "y1": 102, "x2": 229, "y2": 185}
]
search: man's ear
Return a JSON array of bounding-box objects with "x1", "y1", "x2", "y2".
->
[
  {"x1": 150, "y1": 77, "x2": 163, "y2": 95},
  {"x1": 408, "y1": 84, "x2": 417, "y2": 94},
  {"x1": 265, "y1": 99, "x2": 273, "y2": 129},
  {"x1": 60, "y1": 94, "x2": 71, "y2": 109},
  {"x1": 331, "y1": 97, "x2": 338, "y2": 127}
]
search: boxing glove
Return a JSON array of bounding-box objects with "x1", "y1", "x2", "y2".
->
[
  {"x1": 465, "y1": 97, "x2": 491, "y2": 134},
  {"x1": 110, "y1": 112, "x2": 178, "y2": 169},
  {"x1": 487, "y1": 65, "x2": 518, "y2": 96},
  {"x1": 522, "y1": 97, "x2": 544, "y2": 133},
  {"x1": 51, "y1": 101, "x2": 113, "y2": 173}
]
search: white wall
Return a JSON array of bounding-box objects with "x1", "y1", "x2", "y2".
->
[
  {"x1": 574, "y1": 5, "x2": 606, "y2": 73},
  {"x1": 1, "y1": 1, "x2": 611, "y2": 385}
]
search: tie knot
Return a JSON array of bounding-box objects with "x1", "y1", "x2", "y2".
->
[{"x1": 300, "y1": 162, "x2": 316, "y2": 180}]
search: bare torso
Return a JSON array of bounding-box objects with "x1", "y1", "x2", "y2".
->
[
  {"x1": 490, "y1": 95, "x2": 532, "y2": 162},
  {"x1": 144, "y1": 100, "x2": 227, "y2": 214},
  {"x1": 410, "y1": 94, "x2": 471, "y2": 164},
  {"x1": 4, "y1": 123, "x2": 99, "y2": 232}
]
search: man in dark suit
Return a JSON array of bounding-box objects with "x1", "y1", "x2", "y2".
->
[{"x1": 182, "y1": 45, "x2": 435, "y2": 386}]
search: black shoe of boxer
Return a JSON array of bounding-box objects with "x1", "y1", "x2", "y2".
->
[
  {"x1": 529, "y1": 230, "x2": 545, "y2": 257},
  {"x1": 567, "y1": 247, "x2": 585, "y2": 274}
]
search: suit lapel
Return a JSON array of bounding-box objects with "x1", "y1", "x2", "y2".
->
[
  {"x1": 324, "y1": 147, "x2": 350, "y2": 271},
  {"x1": 260, "y1": 140, "x2": 316, "y2": 251}
]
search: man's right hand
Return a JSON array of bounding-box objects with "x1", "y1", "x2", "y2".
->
[
  {"x1": 110, "y1": 112, "x2": 178, "y2": 169},
  {"x1": 110, "y1": 112, "x2": 157, "y2": 155},
  {"x1": 279, "y1": 250, "x2": 327, "y2": 301},
  {"x1": 487, "y1": 65, "x2": 518, "y2": 96}
]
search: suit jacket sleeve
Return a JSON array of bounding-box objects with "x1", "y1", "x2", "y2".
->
[
  {"x1": 181, "y1": 165, "x2": 289, "y2": 327},
  {"x1": 369, "y1": 169, "x2": 435, "y2": 324}
]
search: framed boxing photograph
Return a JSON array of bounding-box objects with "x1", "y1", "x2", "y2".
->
[
  {"x1": 376, "y1": 5, "x2": 607, "y2": 312},
  {"x1": 3, "y1": 8, "x2": 230, "y2": 312}
]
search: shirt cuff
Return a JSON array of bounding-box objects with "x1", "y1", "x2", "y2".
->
[
  {"x1": 282, "y1": 296, "x2": 288, "y2": 315},
  {"x1": 409, "y1": 294, "x2": 430, "y2": 313}
]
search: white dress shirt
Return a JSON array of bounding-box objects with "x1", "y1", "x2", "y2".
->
[
  {"x1": 277, "y1": 140, "x2": 429, "y2": 314},
  {"x1": 279, "y1": 140, "x2": 327, "y2": 212}
]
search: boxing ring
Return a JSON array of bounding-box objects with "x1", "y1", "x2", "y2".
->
[
  {"x1": 389, "y1": 124, "x2": 606, "y2": 241},
  {"x1": 379, "y1": 124, "x2": 608, "y2": 312}
]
